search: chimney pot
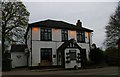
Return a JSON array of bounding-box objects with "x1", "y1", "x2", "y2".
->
[{"x1": 76, "y1": 20, "x2": 82, "y2": 27}]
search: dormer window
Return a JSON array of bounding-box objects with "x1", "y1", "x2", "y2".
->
[
  {"x1": 61, "y1": 29, "x2": 68, "y2": 42},
  {"x1": 77, "y1": 31, "x2": 85, "y2": 43},
  {"x1": 41, "y1": 28, "x2": 52, "y2": 41}
]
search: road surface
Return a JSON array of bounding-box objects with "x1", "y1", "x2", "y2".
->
[{"x1": 2, "y1": 66, "x2": 120, "y2": 76}]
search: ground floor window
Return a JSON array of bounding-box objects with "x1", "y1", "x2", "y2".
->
[
  {"x1": 41, "y1": 48, "x2": 52, "y2": 62},
  {"x1": 69, "y1": 50, "x2": 76, "y2": 60}
]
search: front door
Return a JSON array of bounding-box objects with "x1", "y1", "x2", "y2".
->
[
  {"x1": 80, "y1": 49, "x2": 87, "y2": 68},
  {"x1": 40, "y1": 48, "x2": 52, "y2": 66},
  {"x1": 61, "y1": 51, "x2": 65, "y2": 68}
]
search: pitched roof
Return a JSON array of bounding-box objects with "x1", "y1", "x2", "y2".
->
[
  {"x1": 25, "y1": 19, "x2": 93, "y2": 39},
  {"x1": 29, "y1": 19, "x2": 93, "y2": 32},
  {"x1": 57, "y1": 39, "x2": 82, "y2": 51},
  {"x1": 11, "y1": 44, "x2": 27, "y2": 52}
]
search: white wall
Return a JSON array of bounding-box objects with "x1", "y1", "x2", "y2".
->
[
  {"x1": 11, "y1": 52, "x2": 27, "y2": 68},
  {"x1": 32, "y1": 27, "x2": 40, "y2": 40},
  {"x1": 52, "y1": 29, "x2": 61, "y2": 41},
  {"x1": 31, "y1": 27, "x2": 92, "y2": 43},
  {"x1": 27, "y1": 27, "x2": 92, "y2": 67},
  {"x1": 27, "y1": 28, "x2": 31, "y2": 51},
  {"x1": 85, "y1": 32, "x2": 92, "y2": 60},
  {"x1": 31, "y1": 41, "x2": 63, "y2": 66},
  {"x1": 68, "y1": 30, "x2": 76, "y2": 40},
  {"x1": 65, "y1": 48, "x2": 81, "y2": 69},
  {"x1": 26, "y1": 28, "x2": 32, "y2": 66},
  {"x1": 58, "y1": 51, "x2": 61, "y2": 66}
]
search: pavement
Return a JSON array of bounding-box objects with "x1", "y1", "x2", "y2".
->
[{"x1": 2, "y1": 66, "x2": 120, "y2": 76}]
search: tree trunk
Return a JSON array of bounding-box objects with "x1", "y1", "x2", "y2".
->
[
  {"x1": 2, "y1": 36, "x2": 5, "y2": 57},
  {"x1": 2, "y1": 28, "x2": 5, "y2": 58},
  {"x1": 2, "y1": 20, "x2": 7, "y2": 59}
]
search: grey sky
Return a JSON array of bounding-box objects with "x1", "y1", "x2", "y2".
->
[{"x1": 23, "y1": 2, "x2": 118, "y2": 48}]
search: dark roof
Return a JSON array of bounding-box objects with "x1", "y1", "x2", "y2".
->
[
  {"x1": 11, "y1": 44, "x2": 27, "y2": 52},
  {"x1": 25, "y1": 19, "x2": 93, "y2": 39},
  {"x1": 57, "y1": 39, "x2": 82, "y2": 51},
  {"x1": 30, "y1": 19, "x2": 93, "y2": 31}
]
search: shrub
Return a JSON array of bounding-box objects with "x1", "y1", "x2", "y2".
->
[
  {"x1": 105, "y1": 48, "x2": 120, "y2": 66},
  {"x1": 89, "y1": 48, "x2": 105, "y2": 65}
]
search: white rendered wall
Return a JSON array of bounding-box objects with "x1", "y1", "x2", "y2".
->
[
  {"x1": 11, "y1": 52, "x2": 27, "y2": 68},
  {"x1": 52, "y1": 29, "x2": 61, "y2": 41},
  {"x1": 68, "y1": 30, "x2": 76, "y2": 40},
  {"x1": 27, "y1": 27, "x2": 92, "y2": 66},
  {"x1": 32, "y1": 41, "x2": 63, "y2": 66},
  {"x1": 26, "y1": 28, "x2": 32, "y2": 66},
  {"x1": 85, "y1": 32, "x2": 92, "y2": 60},
  {"x1": 32, "y1": 27, "x2": 40, "y2": 40},
  {"x1": 58, "y1": 51, "x2": 61, "y2": 66},
  {"x1": 27, "y1": 28, "x2": 31, "y2": 51}
]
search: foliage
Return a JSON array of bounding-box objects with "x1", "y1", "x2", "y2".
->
[
  {"x1": 89, "y1": 44, "x2": 105, "y2": 65},
  {"x1": 105, "y1": 47, "x2": 120, "y2": 66},
  {"x1": 104, "y1": 2, "x2": 120, "y2": 48},
  {"x1": 2, "y1": 0, "x2": 29, "y2": 52},
  {"x1": 1, "y1": 0, "x2": 29, "y2": 71}
]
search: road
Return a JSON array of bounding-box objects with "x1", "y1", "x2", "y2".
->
[{"x1": 2, "y1": 66, "x2": 120, "y2": 76}]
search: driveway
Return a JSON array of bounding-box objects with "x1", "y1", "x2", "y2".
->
[{"x1": 2, "y1": 66, "x2": 120, "y2": 76}]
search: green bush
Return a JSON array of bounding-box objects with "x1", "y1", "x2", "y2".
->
[{"x1": 89, "y1": 48, "x2": 105, "y2": 65}]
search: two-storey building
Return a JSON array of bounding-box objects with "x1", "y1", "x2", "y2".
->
[{"x1": 25, "y1": 19, "x2": 93, "y2": 69}]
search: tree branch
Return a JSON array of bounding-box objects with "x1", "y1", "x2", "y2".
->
[{"x1": 5, "y1": 25, "x2": 20, "y2": 34}]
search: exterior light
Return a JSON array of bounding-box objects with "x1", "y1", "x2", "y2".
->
[
  {"x1": 32, "y1": 27, "x2": 38, "y2": 32},
  {"x1": 70, "y1": 31, "x2": 75, "y2": 37},
  {"x1": 54, "y1": 29, "x2": 59, "y2": 32},
  {"x1": 86, "y1": 32, "x2": 90, "y2": 38}
]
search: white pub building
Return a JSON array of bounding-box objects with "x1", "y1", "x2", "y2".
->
[{"x1": 25, "y1": 19, "x2": 93, "y2": 69}]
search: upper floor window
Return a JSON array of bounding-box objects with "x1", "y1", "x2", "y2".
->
[
  {"x1": 41, "y1": 28, "x2": 52, "y2": 41},
  {"x1": 77, "y1": 31, "x2": 85, "y2": 43},
  {"x1": 61, "y1": 29, "x2": 68, "y2": 42}
]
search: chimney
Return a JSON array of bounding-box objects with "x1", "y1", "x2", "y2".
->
[{"x1": 76, "y1": 20, "x2": 82, "y2": 27}]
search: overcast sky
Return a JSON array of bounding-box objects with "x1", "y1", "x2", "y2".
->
[{"x1": 23, "y1": 1, "x2": 119, "y2": 48}]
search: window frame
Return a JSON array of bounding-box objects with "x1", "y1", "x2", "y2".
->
[
  {"x1": 69, "y1": 50, "x2": 76, "y2": 60},
  {"x1": 77, "y1": 31, "x2": 85, "y2": 43},
  {"x1": 61, "y1": 29, "x2": 68, "y2": 42},
  {"x1": 40, "y1": 28, "x2": 52, "y2": 41},
  {"x1": 41, "y1": 48, "x2": 52, "y2": 62}
]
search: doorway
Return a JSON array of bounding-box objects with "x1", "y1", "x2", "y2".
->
[{"x1": 40, "y1": 48, "x2": 52, "y2": 66}]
